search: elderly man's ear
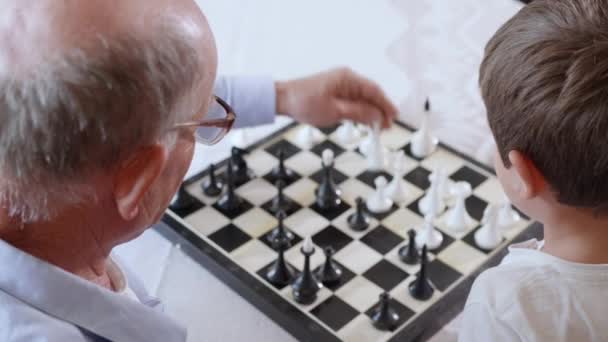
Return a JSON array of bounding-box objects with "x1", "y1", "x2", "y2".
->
[{"x1": 113, "y1": 145, "x2": 168, "y2": 221}]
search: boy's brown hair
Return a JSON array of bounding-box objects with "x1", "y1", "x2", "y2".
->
[{"x1": 480, "y1": 0, "x2": 608, "y2": 210}]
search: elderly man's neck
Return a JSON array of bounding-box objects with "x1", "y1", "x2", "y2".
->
[{"x1": 0, "y1": 206, "x2": 120, "y2": 291}]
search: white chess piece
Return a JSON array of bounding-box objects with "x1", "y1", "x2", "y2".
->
[
  {"x1": 498, "y1": 193, "x2": 521, "y2": 231},
  {"x1": 445, "y1": 182, "x2": 474, "y2": 233},
  {"x1": 359, "y1": 126, "x2": 374, "y2": 156},
  {"x1": 429, "y1": 168, "x2": 451, "y2": 200},
  {"x1": 303, "y1": 235, "x2": 314, "y2": 253},
  {"x1": 418, "y1": 173, "x2": 446, "y2": 216},
  {"x1": 366, "y1": 176, "x2": 393, "y2": 214},
  {"x1": 231, "y1": 129, "x2": 249, "y2": 148},
  {"x1": 366, "y1": 123, "x2": 385, "y2": 171},
  {"x1": 296, "y1": 125, "x2": 323, "y2": 149},
  {"x1": 336, "y1": 121, "x2": 361, "y2": 145},
  {"x1": 474, "y1": 204, "x2": 503, "y2": 249},
  {"x1": 416, "y1": 214, "x2": 443, "y2": 250},
  {"x1": 410, "y1": 111, "x2": 438, "y2": 158},
  {"x1": 386, "y1": 150, "x2": 408, "y2": 203}
]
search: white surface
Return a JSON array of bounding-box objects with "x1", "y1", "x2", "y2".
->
[{"x1": 116, "y1": 1, "x2": 524, "y2": 341}]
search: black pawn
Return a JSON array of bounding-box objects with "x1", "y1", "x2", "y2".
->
[
  {"x1": 202, "y1": 163, "x2": 222, "y2": 197},
  {"x1": 266, "y1": 247, "x2": 296, "y2": 287},
  {"x1": 408, "y1": 245, "x2": 434, "y2": 301},
  {"x1": 270, "y1": 149, "x2": 295, "y2": 184},
  {"x1": 231, "y1": 147, "x2": 253, "y2": 185},
  {"x1": 316, "y1": 247, "x2": 342, "y2": 286},
  {"x1": 398, "y1": 229, "x2": 420, "y2": 265},
  {"x1": 270, "y1": 180, "x2": 294, "y2": 215},
  {"x1": 347, "y1": 197, "x2": 371, "y2": 231},
  {"x1": 315, "y1": 157, "x2": 341, "y2": 210},
  {"x1": 170, "y1": 184, "x2": 196, "y2": 211},
  {"x1": 267, "y1": 210, "x2": 295, "y2": 249},
  {"x1": 371, "y1": 293, "x2": 400, "y2": 331},
  {"x1": 425, "y1": 97, "x2": 431, "y2": 112},
  {"x1": 216, "y1": 160, "x2": 244, "y2": 214},
  {"x1": 292, "y1": 246, "x2": 322, "y2": 305}
]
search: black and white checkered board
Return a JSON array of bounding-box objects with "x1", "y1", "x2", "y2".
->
[{"x1": 163, "y1": 121, "x2": 539, "y2": 342}]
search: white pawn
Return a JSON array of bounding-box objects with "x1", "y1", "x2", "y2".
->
[
  {"x1": 366, "y1": 123, "x2": 385, "y2": 171},
  {"x1": 445, "y1": 182, "x2": 474, "y2": 233},
  {"x1": 231, "y1": 129, "x2": 249, "y2": 148},
  {"x1": 418, "y1": 173, "x2": 446, "y2": 217},
  {"x1": 366, "y1": 176, "x2": 393, "y2": 214},
  {"x1": 296, "y1": 125, "x2": 323, "y2": 149},
  {"x1": 336, "y1": 121, "x2": 361, "y2": 145},
  {"x1": 386, "y1": 150, "x2": 408, "y2": 203},
  {"x1": 474, "y1": 204, "x2": 502, "y2": 250},
  {"x1": 498, "y1": 193, "x2": 521, "y2": 231},
  {"x1": 410, "y1": 100, "x2": 438, "y2": 159},
  {"x1": 416, "y1": 214, "x2": 443, "y2": 250}
]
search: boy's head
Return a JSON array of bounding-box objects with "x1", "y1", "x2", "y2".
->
[{"x1": 480, "y1": 0, "x2": 608, "y2": 220}]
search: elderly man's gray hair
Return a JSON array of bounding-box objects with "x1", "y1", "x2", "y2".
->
[{"x1": 0, "y1": 22, "x2": 202, "y2": 222}]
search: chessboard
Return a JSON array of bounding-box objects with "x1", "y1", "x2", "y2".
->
[{"x1": 162, "y1": 120, "x2": 542, "y2": 342}]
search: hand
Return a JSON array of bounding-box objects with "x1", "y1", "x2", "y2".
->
[{"x1": 275, "y1": 68, "x2": 398, "y2": 129}]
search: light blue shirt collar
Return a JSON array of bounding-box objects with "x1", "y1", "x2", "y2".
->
[{"x1": 0, "y1": 239, "x2": 187, "y2": 342}]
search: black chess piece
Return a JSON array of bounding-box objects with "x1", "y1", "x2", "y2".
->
[
  {"x1": 202, "y1": 163, "x2": 222, "y2": 197},
  {"x1": 347, "y1": 197, "x2": 371, "y2": 231},
  {"x1": 398, "y1": 229, "x2": 420, "y2": 265},
  {"x1": 425, "y1": 97, "x2": 431, "y2": 112},
  {"x1": 267, "y1": 210, "x2": 295, "y2": 249},
  {"x1": 292, "y1": 244, "x2": 323, "y2": 304},
  {"x1": 269, "y1": 149, "x2": 296, "y2": 184},
  {"x1": 315, "y1": 247, "x2": 342, "y2": 286},
  {"x1": 408, "y1": 245, "x2": 434, "y2": 301},
  {"x1": 216, "y1": 159, "x2": 244, "y2": 214},
  {"x1": 269, "y1": 180, "x2": 295, "y2": 215},
  {"x1": 371, "y1": 293, "x2": 400, "y2": 331},
  {"x1": 315, "y1": 156, "x2": 342, "y2": 210},
  {"x1": 266, "y1": 246, "x2": 296, "y2": 287},
  {"x1": 170, "y1": 184, "x2": 196, "y2": 211},
  {"x1": 231, "y1": 147, "x2": 253, "y2": 186}
]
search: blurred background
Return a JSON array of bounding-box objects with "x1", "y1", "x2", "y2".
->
[{"x1": 117, "y1": 1, "x2": 524, "y2": 341}]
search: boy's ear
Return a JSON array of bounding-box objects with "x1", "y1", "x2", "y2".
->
[
  {"x1": 508, "y1": 150, "x2": 546, "y2": 199},
  {"x1": 113, "y1": 145, "x2": 168, "y2": 221}
]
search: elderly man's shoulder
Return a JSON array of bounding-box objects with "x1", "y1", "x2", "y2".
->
[{"x1": 0, "y1": 291, "x2": 96, "y2": 342}]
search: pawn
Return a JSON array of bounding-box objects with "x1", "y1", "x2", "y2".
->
[
  {"x1": 498, "y1": 194, "x2": 521, "y2": 230},
  {"x1": 216, "y1": 160, "x2": 245, "y2": 214},
  {"x1": 347, "y1": 197, "x2": 371, "y2": 231},
  {"x1": 202, "y1": 163, "x2": 222, "y2": 197},
  {"x1": 415, "y1": 214, "x2": 443, "y2": 250},
  {"x1": 444, "y1": 181, "x2": 474, "y2": 233},
  {"x1": 366, "y1": 176, "x2": 393, "y2": 214},
  {"x1": 474, "y1": 204, "x2": 503, "y2": 250},
  {"x1": 398, "y1": 229, "x2": 420, "y2": 265},
  {"x1": 269, "y1": 149, "x2": 296, "y2": 184},
  {"x1": 266, "y1": 246, "x2": 296, "y2": 287},
  {"x1": 296, "y1": 125, "x2": 323, "y2": 149},
  {"x1": 231, "y1": 147, "x2": 253, "y2": 186},
  {"x1": 170, "y1": 184, "x2": 196, "y2": 211},
  {"x1": 370, "y1": 293, "x2": 400, "y2": 331},
  {"x1": 408, "y1": 245, "x2": 434, "y2": 301},
  {"x1": 316, "y1": 247, "x2": 342, "y2": 286}
]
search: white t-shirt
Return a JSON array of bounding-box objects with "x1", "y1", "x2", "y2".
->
[{"x1": 458, "y1": 239, "x2": 608, "y2": 342}]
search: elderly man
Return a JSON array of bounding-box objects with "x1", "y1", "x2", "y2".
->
[{"x1": 0, "y1": 0, "x2": 396, "y2": 341}]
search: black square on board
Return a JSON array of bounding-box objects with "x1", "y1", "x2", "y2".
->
[
  {"x1": 356, "y1": 170, "x2": 394, "y2": 188},
  {"x1": 318, "y1": 124, "x2": 339, "y2": 135},
  {"x1": 360, "y1": 226, "x2": 404, "y2": 255},
  {"x1": 310, "y1": 296, "x2": 359, "y2": 331},
  {"x1": 309, "y1": 168, "x2": 349, "y2": 186},
  {"x1": 462, "y1": 226, "x2": 505, "y2": 254},
  {"x1": 450, "y1": 166, "x2": 488, "y2": 189},
  {"x1": 466, "y1": 195, "x2": 489, "y2": 221},
  {"x1": 313, "y1": 261, "x2": 356, "y2": 292},
  {"x1": 365, "y1": 297, "x2": 415, "y2": 332},
  {"x1": 403, "y1": 143, "x2": 426, "y2": 162},
  {"x1": 404, "y1": 166, "x2": 432, "y2": 190},
  {"x1": 208, "y1": 224, "x2": 251, "y2": 253},
  {"x1": 169, "y1": 194, "x2": 205, "y2": 219},
  {"x1": 310, "y1": 140, "x2": 346, "y2": 159},
  {"x1": 262, "y1": 169, "x2": 302, "y2": 188},
  {"x1": 363, "y1": 259, "x2": 409, "y2": 291},
  {"x1": 259, "y1": 227, "x2": 302, "y2": 252},
  {"x1": 310, "y1": 200, "x2": 351, "y2": 222},
  {"x1": 257, "y1": 260, "x2": 300, "y2": 291},
  {"x1": 423, "y1": 259, "x2": 463, "y2": 292},
  {"x1": 260, "y1": 196, "x2": 302, "y2": 217},
  {"x1": 212, "y1": 198, "x2": 253, "y2": 220},
  {"x1": 264, "y1": 139, "x2": 302, "y2": 160},
  {"x1": 312, "y1": 226, "x2": 354, "y2": 253}
]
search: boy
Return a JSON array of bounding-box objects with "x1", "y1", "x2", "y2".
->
[{"x1": 459, "y1": 0, "x2": 608, "y2": 341}]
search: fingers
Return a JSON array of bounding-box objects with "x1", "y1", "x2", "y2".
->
[
  {"x1": 336, "y1": 99, "x2": 386, "y2": 127},
  {"x1": 335, "y1": 68, "x2": 399, "y2": 128}
]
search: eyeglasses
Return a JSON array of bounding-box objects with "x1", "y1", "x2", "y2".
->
[{"x1": 173, "y1": 95, "x2": 236, "y2": 145}]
